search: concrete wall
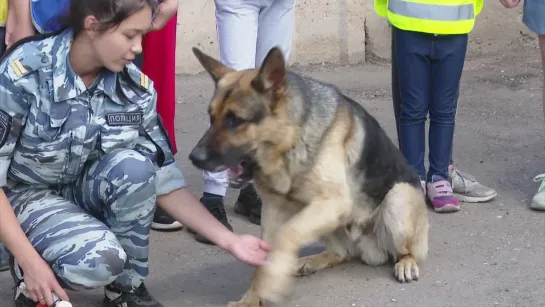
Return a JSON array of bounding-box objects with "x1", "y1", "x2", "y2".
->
[{"x1": 175, "y1": 0, "x2": 533, "y2": 75}]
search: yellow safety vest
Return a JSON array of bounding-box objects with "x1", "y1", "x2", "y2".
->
[
  {"x1": 375, "y1": 0, "x2": 483, "y2": 35},
  {"x1": 0, "y1": 0, "x2": 7, "y2": 27}
]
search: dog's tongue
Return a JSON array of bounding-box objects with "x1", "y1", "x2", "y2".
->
[{"x1": 228, "y1": 164, "x2": 244, "y2": 178}]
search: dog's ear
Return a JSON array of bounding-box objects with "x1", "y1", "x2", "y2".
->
[
  {"x1": 192, "y1": 47, "x2": 233, "y2": 83},
  {"x1": 251, "y1": 47, "x2": 286, "y2": 93}
]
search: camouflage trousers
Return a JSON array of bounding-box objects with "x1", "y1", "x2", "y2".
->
[{"x1": 5, "y1": 149, "x2": 157, "y2": 292}]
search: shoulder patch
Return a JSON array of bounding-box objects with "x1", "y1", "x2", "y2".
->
[
  {"x1": 9, "y1": 59, "x2": 27, "y2": 78},
  {"x1": 140, "y1": 72, "x2": 149, "y2": 90},
  {"x1": 0, "y1": 109, "x2": 12, "y2": 148},
  {"x1": 6, "y1": 52, "x2": 50, "y2": 81},
  {"x1": 123, "y1": 63, "x2": 152, "y2": 93}
]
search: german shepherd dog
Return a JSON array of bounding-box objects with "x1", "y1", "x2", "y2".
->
[{"x1": 189, "y1": 47, "x2": 430, "y2": 307}]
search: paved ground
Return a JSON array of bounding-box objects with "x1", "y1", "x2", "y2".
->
[{"x1": 1, "y1": 40, "x2": 545, "y2": 306}]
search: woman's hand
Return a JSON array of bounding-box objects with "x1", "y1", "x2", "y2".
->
[
  {"x1": 150, "y1": 0, "x2": 179, "y2": 31},
  {"x1": 225, "y1": 234, "x2": 271, "y2": 266},
  {"x1": 18, "y1": 256, "x2": 70, "y2": 306}
]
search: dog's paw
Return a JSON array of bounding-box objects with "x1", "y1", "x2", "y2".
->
[
  {"x1": 256, "y1": 255, "x2": 296, "y2": 303},
  {"x1": 394, "y1": 256, "x2": 420, "y2": 283},
  {"x1": 227, "y1": 299, "x2": 262, "y2": 307},
  {"x1": 296, "y1": 258, "x2": 319, "y2": 277},
  {"x1": 257, "y1": 269, "x2": 295, "y2": 303}
]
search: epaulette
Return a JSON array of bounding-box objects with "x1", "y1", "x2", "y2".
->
[
  {"x1": 5, "y1": 47, "x2": 51, "y2": 81},
  {"x1": 8, "y1": 59, "x2": 29, "y2": 79},
  {"x1": 124, "y1": 63, "x2": 152, "y2": 93}
]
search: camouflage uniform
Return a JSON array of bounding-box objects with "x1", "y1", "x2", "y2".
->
[{"x1": 0, "y1": 28, "x2": 185, "y2": 294}]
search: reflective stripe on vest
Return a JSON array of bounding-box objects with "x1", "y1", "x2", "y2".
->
[{"x1": 388, "y1": 0, "x2": 474, "y2": 22}]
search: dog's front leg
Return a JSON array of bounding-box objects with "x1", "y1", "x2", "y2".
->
[
  {"x1": 256, "y1": 192, "x2": 351, "y2": 303},
  {"x1": 228, "y1": 192, "x2": 297, "y2": 307}
]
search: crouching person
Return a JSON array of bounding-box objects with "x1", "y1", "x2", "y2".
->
[{"x1": 0, "y1": 1, "x2": 270, "y2": 307}]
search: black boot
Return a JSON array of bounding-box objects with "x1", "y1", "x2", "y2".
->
[
  {"x1": 189, "y1": 194, "x2": 233, "y2": 245},
  {"x1": 234, "y1": 184, "x2": 262, "y2": 225}
]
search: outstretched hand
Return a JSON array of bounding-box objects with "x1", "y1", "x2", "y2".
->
[{"x1": 226, "y1": 234, "x2": 271, "y2": 266}]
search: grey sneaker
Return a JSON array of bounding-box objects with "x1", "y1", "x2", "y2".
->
[
  {"x1": 530, "y1": 174, "x2": 545, "y2": 211},
  {"x1": 448, "y1": 165, "x2": 497, "y2": 203}
]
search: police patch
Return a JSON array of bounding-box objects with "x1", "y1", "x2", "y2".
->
[
  {"x1": 106, "y1": 112, "x2": 143, "y2": 126},
  {"x1": 0, "y1": 109, "x2": 12, "y2": 148}
]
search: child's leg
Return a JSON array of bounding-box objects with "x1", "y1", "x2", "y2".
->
[
  {"x1": 522, "y1": 0, "x2": 545, "y2": 210},
  {"x1": 540, "y1": 35, "x2": 545, "y2": 127},
  {"x1": 391, "y1": 27, "x2": 496, "y2": 203},
  {"x1": 426, "y1": 34, "x2": 468, "y2": 212},
  {"x1": 530, "y1": 35, "x2": 545, "y2": 211},
  {"x1": 190, "y1": 0, "x2": 262, "y2": 245},
  {"x1": 392, "y1": 27, "x2": 431, "y2": 182},
  {"x1": 391, "y1": 26, "x2": 402, "y2": 149},
  {"x1": 140, "y1": 16, "x2": 183, "y2": 231},
  {"x1": 254, "y1": 0, "x2": 296, "y2": 66},
  {"x1": 142, "y1": 15, "x2": 178, "y2": 154}
]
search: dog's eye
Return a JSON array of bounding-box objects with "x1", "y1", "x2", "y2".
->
[{"x1": 224, "y1": 111, "x2": 245, "y2": 130}]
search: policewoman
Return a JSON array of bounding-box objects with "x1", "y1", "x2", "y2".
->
[
  {"x1": 0, "y1": 1, "x2": 270, "y2": 307},
  {"x1": 374, "y1": 0, "x2": 488, "y2": 212}
]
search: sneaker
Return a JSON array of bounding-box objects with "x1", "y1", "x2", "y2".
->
[
  {"x1": 234, "y1": 185, "x2": 262, "y2": 225},
  {"x1": 530, "y1": 174, "x2": 545, "y2": 211},
  {"x1": 151, "y1": 206, "x2": 183, "y2": 231},
  {"x1": 449, "y1": 165, "x2": 497, "y2": 203},
  {"x1": 189, "y1": 197, "x2": 233, "y2": 245},
  {"x1": 103, "y1": 283, "x2": 163, "y2": 307},
  {"x1": 427, "y1": 175, "x2": 461, "y2": 213}
]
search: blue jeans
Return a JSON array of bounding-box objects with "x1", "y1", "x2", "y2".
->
[{"x1": 391, "y1": 27, "x2": 467, "y2": 182}]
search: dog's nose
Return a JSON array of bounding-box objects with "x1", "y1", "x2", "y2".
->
[{"x1": 189, "y1": 146, "x2": 209, "y2": 164}]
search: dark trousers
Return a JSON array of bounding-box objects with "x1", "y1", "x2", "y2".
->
[
  {"x1": 0, "y1": 27, "x2": 6, "y2": 56},
  {"x1": 390, "y1": 26, "x2": 467, "y2": 181}
]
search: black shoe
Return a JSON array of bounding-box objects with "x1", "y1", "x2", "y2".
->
[
  {"x1": 103, "y1": 283, "x2": 163, "y2": 307},
  {"x1": 189, "y1": 197, "x2": 233, "y2": 245},
  {"x1": 234, "y1": 185, "x2": 262, "y2": 225},
  {"x1": 151, "y1": 206, "x2": 183, "y2": 231}
]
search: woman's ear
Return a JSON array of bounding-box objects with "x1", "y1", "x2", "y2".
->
[{"x1": 82, "y1": 15, "x2": 100, "y2": 38}]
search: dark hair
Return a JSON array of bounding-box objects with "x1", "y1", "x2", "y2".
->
[
  {"x1": 59, "y1": 0, "x2": 158, "y2": 36},
  {"x1": 0, "y1": 0, "x2": 158, "y2": 62}
]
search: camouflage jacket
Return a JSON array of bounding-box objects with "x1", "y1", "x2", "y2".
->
[{"x1": 0, "y1": 29, "x2": 185, "y2": 195}]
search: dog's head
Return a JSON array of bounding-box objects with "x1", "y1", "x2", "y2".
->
[{"x1": 189, "y1": 47, "x2": 293, "y2": 188}]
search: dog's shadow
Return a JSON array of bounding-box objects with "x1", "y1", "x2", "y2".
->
[{"x1": 149, "y1": 243, "x2": 328, "y2": 305}]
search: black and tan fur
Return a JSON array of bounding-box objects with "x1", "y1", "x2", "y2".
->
[{"x1": 189, "y1": 47, "x2": 430, "y2": 307}]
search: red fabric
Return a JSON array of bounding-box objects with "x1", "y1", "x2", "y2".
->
[{"x1": 141, "y1": 14, "x2": 178, "y2": 154}]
